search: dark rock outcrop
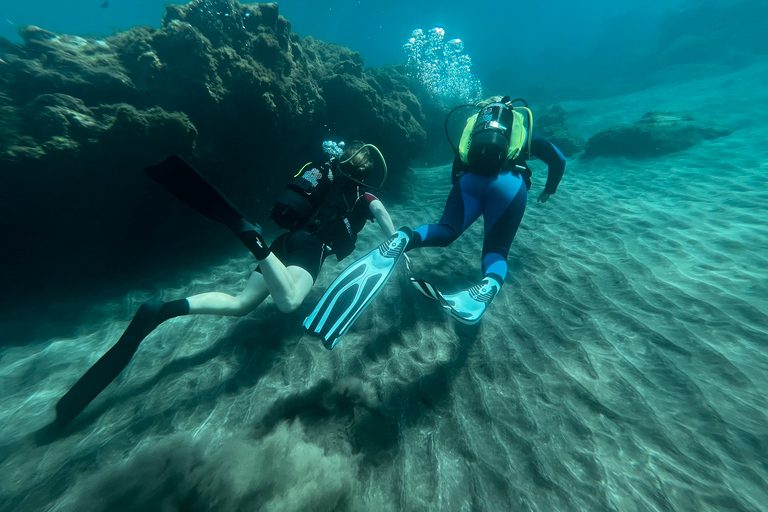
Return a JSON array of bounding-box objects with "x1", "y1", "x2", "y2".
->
[
  {"x1": 6, "y1": 93, "x2": 196, "y2": 161},
  {"x1": 533, "y1": 104, "x2": 584, "y2": 158},
  {"x1": 582, "y1": 111, "x2": 731, "y2": 159}
]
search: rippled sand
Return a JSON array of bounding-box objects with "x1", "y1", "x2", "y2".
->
[{"x1": 1, "y1": 63, "x2": 767, "y2": 511}]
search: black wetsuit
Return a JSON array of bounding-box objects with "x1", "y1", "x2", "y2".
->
[{"x1": 265, "y1": 163, "x2": 378, "y2": 282}]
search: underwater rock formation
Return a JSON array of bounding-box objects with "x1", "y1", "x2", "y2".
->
[
  {"x1": 533, "y1": 104, "x2": 584, "y2": 158},
  {"x1": 5, "y1": 93, "x2": 196, "y2": 161},
  {"x1": 0, "y1": 2, "x2": 425, "y2": 188},
  {"x1": 582, "y1": 111, "x2": 731, "y2": 159},
  {"x1": 0, "y1": 0, "x2": 427, "y2": 301},
  {"x1": 299, "y1": 38, "x2": 425, "y2": 175}
]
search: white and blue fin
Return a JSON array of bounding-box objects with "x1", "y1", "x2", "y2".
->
[
  {"x1": 304, "y1": 228, "x2": 412, "y2": 349},
  {"x1": 410, "y1": 277, "x2": 442, "y2": 302},
  {"x1": 410, "y1": 276, "x2": 500, "y2": 325}
]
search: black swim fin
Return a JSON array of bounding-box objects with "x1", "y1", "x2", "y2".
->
[
  {"x1": 144, "y1": 155, "x2": 259, "y2": 234},
  {"x1": 55, "y1": 302, "x2": 166, "y2": 428},
  {"x1": 304, "y1": 228, "x2": 411, "y2": 349}
]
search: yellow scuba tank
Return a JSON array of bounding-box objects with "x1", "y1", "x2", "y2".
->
[{"x1": 449, "y1": 97, "x2": 533, "y2": 175}]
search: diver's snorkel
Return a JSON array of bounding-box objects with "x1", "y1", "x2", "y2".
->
[{"x1": 323, "y1": 141, "x2": 388, "y2": 191}]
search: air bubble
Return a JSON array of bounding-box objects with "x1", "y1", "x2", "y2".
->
[{"x1": 403, "y1": 27, "x2": 482, "y2": 104}]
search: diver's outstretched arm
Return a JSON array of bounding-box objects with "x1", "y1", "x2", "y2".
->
[{"x1": 369, "y1": 199, "x2": 396, "y2": 237}]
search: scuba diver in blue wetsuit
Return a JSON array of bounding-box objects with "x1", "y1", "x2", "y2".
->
[
  {"x1": 303, "y1": 96, "x2": 566, "y2": 348},
  {"x1": 406, "y1": 95, "x2": 566, "y2": 324}
]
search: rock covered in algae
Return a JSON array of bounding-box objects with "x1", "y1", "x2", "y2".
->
[
  {"x1": 0, "y1": 2, "x2": 426, "y2": 190},
  {"x1": 4, "y1": 92, "x2": 196, "y2": 161},
  {"x1": 533, "y1": 104, "x2": 585, "y2": 158},
  {"x1": 583, "y1": 111, "x2": 731, "y2": 159}
]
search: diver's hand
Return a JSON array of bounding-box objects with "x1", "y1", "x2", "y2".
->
[{"x1": 537, "y1": 192, "x2": 552, "y2": 203}]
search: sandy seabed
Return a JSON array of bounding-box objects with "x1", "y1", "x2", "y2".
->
[{"x1": 1, "y1": 63, "x2": 767, "y2": 511}]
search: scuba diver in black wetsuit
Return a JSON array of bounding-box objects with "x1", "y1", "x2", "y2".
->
[
  {"x1": 407, "y1": 95, "x2": 566, "y2": 324},
  {"x1": 55, "y1": 141, "x2": 396, "y2": 427}
]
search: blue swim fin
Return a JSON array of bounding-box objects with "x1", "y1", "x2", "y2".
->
[
  {"x1": 410, "y1": 276, "x2": 500, "y2": 325},
  {"x1": 304, "y1": 228, "x2": 411, "y2": 349}
]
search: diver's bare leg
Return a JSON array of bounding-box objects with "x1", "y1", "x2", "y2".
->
[
  {"x1": 186, "y1": 270, "x2": 270, "y2": 316},
  {"x1": 187, "y1": 260, "x2": 314, "y2": 315},
  {"x1": 258, "y1": 255, "x2": 315, "y2": 313}
]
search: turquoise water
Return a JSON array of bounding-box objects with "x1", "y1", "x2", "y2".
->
[
  {"x1": 1, "y1": 1, "x2": 767, "y2": 511},
  {"x1": 1, "y1": 0, "x2": 686, "y2": 85}
]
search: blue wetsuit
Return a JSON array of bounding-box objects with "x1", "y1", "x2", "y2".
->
[{"x1": 407, "y1": 132, "x2": 566, "y2": 286}]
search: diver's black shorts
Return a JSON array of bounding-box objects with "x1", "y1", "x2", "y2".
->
[{"x1": 255, "y1": 230, "x2": 326, "y2": 282}]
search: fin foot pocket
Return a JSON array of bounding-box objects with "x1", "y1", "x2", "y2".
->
[{"x1": 411, "y1": 276, "x2": 500, "y2": 325}]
